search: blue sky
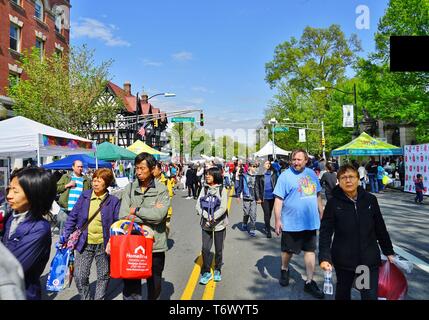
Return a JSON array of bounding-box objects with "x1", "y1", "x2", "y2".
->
[{"x1": 70, "y1": 0, "x2": 389, "y2": 143}]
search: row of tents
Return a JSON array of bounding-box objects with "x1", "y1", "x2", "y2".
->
[
  {"x1": 0, "y1": 116, "x2": 404, "y2": 171},
  {"x1": 0, "y1": 116, "x2": 169, "y2": 172}
]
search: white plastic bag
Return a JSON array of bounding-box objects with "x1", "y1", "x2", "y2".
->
[
  {"x1": 392, "y1": 256, "x2": 413, "y2": 274},
  {"x1": 381, "y1": 254, "x2": 413, "y2": 274}
]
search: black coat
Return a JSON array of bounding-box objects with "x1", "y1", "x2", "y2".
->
[
  {"x1": 185, "y1": 168, "x2": 197, "y2": 187},
  {"x1": 255, "y1": 171, "x2": 278, "y2": 202},
  {"x1": 319, "y1": 185, "x2": 394, "y2": 271}
]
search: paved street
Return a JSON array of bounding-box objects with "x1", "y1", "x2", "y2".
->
[{"x1": 41, "y1": 186, "x2": 429, "y2": 300}]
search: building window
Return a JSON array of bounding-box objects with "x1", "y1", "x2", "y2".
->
[
  {"x1": 35, "y1": 38, "x2": 44, "y2": 59},
  {"x1": 55, "y1": 14, "x2": 62, "y2": 33},
  {"x1": 10, "y1": 0, "x2": 21, "y2": 6},
  {"x1": 35, "y1": 0, "x2": 44, "y2": 21},
  {"x1": 55, "y1": 48, "x2": 63, "y2": 58},
  {"x1": 9, "y1": 23, "x2": 20, "y2": 52},
  {"x1": 8, "y1": 73, "x2": 20, "y2": 89}
]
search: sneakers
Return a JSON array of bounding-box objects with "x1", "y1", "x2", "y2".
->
[
  {"x1": 279, "y1": 269, "x2": 290, "y2": 287},
  {"x1": 199, "y1": 272, "x2": 213, "y2": 285},
  {"x1": 304, "y1": 280, "x2": 325, "y2": 299},
  {"x1": 186, "y1": 196, "x2": 192, "y2": 200},
  {"x1": 248, "y1": 230, "x2": 256, "y2": 237},
  {"x1": 214, "y1": 270, "x2": 222, "y2": 282},
  {"x1": 240, "y1": 223, "x2": 248, "y2": 232}
]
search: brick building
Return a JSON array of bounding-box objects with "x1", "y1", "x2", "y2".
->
[{"x1": 0, "y1": 0, "x2": 71, "y2": 118}]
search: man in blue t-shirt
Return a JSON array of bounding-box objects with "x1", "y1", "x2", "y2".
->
[{"x1": 273, "y1": 149, "x2": 325, "y2": 299}]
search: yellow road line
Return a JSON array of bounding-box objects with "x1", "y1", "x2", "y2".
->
[
  {"x1": 202, "y1": 256, "x2": 216, "y2": 300},
  {"x1": 180, "y1": 254, "x2": 203, "y2": 300},
  {"x1": 180, "y1": 187, "x2": 235, "y2": 300}
]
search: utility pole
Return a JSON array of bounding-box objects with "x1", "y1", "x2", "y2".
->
[{"x1": 321, "y1": 121, "x2": 326, "y2": 160}]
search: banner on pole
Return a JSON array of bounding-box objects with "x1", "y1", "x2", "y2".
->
[
  {"x1": 343, "y1": 105, "x2": 354, "y2": 128},
  {"x1": 299, "y1": 129, "x2": 306, "y2": 143}
]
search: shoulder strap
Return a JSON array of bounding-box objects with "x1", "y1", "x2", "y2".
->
[{"x1": 80, "y1": 194, "x2": 109, "y2": 232}]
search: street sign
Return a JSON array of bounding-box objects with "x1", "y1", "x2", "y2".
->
[
  {"x1": 171, "y1": 117, "x2": 195, "y2": 123},
  {"x1": 274, "y1": 127, "x2": 289, "y2": 133}
]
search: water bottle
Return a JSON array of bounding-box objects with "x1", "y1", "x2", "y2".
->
[{"x1": 323, "y1": 270, "x2": 333, "y2": 295}]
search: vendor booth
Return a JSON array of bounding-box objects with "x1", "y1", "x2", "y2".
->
[
  {"x1": 43, "y1": 154, "x2": 112, "y2": 170},
  {"x1": 331, "y1": 132, "x2": 403, "y2": 157}
]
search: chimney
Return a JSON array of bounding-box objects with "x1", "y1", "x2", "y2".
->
[
  {"x1": 141, "y1": 93, "x2": 149, "y2": 104},
  {"x1": 123, "y1": 82, "x2": 131, "y2": 96}
]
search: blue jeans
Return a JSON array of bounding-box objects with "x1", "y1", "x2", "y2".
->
[
  {"x1": 377, "y1": 179, "x2": 384, "y2": 191},
  {"x1": 368, "y1": 174, "x2": 378, "y2": 193}
]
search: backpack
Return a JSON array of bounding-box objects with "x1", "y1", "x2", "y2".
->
[{"x1": 199, "y1": 186, "x2": 228, "y2": 228}]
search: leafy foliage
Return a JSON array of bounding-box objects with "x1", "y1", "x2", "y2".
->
[{"x1": 8, "y1": 45, "x2": 120, "y2": 136}]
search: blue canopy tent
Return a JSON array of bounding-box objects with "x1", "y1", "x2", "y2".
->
[{"x1": 43, "y1": 154, "x2": 112, "y2": 170}]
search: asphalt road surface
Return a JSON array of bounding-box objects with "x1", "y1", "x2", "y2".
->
[{"x1": 41, "y1": 186, "x2": 429, "y2": 300}]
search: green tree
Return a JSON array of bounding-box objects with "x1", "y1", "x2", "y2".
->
[
  {"x1": 265, "y1": 25, "x2": 362, "y2": 155},
  {"x1": 356, "y1": 0, "x2": 429, "y2": 143},
  {"x1": 8, "y1": 45, "x2": 120, "y2": 135}
]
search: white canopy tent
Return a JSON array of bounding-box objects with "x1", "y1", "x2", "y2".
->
[
  {"x1": 0, "y1": 116, "x2": 95, "y2": 165},
  {"x1": 254, "y1": 140, "x2": 291, "y2": 158}
]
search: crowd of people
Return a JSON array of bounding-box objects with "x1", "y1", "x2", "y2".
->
[{"x1": 0, "y1": 150, "x2": 424, "y2": 301}]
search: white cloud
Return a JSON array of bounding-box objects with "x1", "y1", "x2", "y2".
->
[
  {"x1": 71, "y1": 18, "x2": 130, "y2": 47},
  {"x1": 191, "y1": 86, "x2": 215, "y2": 94},
  {"x1": 187, "y1": 98, "x2": 205, "y2": 105},
  {"x1": 142, "y1": 59, "x2": 163, "y2": 67},
  {"x1": 172, "y1": 51, "x2": 193, "y2": 61}
]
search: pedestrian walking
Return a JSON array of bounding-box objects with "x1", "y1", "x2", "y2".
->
[
  {"x1": 240, "y1": 161, "x2": 258, "y2": 237},
  {"x1": 153, "y1": 162, "x2": 174, "y2": 236},
  {"x1": 358, "y1": 162, "x2": 368, "y2": 191},
  {"x1": 255, "y1": 160, "x2": 278, "y2": 238},
  {"x1": 118, "y1": 153, "x2": 170, "y2": 300},
  {"x1": 61, "y1": 169, "x2": 120, "y2": 300},
  {"x1": 56, "y1": 160, "x2": 91, "y2": 233},
  {"x1": 196, "y1": 167, "x2": 228, "y2": 285},
  {"x1": 273, "y1": 149, "x2": 325, "y2": 299},
  {"x1": 185, "y1": 164, "x2": 197, "y2": 200},
  {"x1": 319, "y1": 163, "x2": 337, "y2": 201},
  {"x1": 365, "y1": 157, "x2": 378, "y2": 193},
  {"x1": 2, "y1": 167, "x2": 57, "y2": 300},
  {"x1": 319, "y1": 164, "x2": 395, "y2": 300},
  {"x1": 414, "y1": 174, "x2": 425, "y2": 204}
]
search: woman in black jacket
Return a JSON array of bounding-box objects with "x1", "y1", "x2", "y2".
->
[
  {"x1": 319, "y1": 164, "x2": 395, "y2": 300},
  {"x1": 255, "y1": 161, "x2": 278, "y2": 238}
]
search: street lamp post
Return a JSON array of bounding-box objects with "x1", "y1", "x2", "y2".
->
[
  {"x1": 268, "y1": 117, "x2": 278, "y2": 159},
  {"x1": 314, "y1": 84, "x2": 358, "y2": 138}
]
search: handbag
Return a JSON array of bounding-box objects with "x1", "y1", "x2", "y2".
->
[
  {"x1": 46, "y1": 245, "x2": 75, "y2": 292},
  {"x1": 110, "y1": 216, "x2": 154, "y2": 279},
  {"x1": 66, "y1": 194, "x2": 109, "y2": 250}
]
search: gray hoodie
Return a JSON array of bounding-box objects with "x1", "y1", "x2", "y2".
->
[
  {"x1": 0, "y1": 242, "x2": 25, "y2": 300},
  {"x1": 195, "y1": 184, "x2": 229, "y2": 232}
]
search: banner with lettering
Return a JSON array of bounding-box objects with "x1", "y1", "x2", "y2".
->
[{"x1": 404, "y1": 144, "x2": 429, "y2": 195}]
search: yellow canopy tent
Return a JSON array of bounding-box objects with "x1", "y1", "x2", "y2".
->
[{"x1": 127, "y1": 140, "x2": 169, "y2": 156}]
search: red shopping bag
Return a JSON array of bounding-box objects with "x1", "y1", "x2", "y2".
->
[
  {"x1": 110, "y1": 218, "x2": 153, "y2": 279},
  {"x1": 378, "y1": 260, "x2": 408, "y2": 300}
]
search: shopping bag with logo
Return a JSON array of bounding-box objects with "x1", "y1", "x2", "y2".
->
[
  {"x1": 110, "y1": 217, "x2": 154, "y2": 279},
  {"x1": 378, "y1": 260, "x2": 408, "y2": 300},
  {"x1": 46, "y1": 244, "x2": 75, "y2": 292}
]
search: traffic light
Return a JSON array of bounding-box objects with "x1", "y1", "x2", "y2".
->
[
  {"x1": 154, "y1": 119, "x2": 158, "y2": 128},
  {"x1": 109, "y1": 135, "x2": 115, "y2": 144},
  {"x1": 200, "y1": 112, "x2": 204, "y2": 126},
  {"x1": 321, "y1": 138, "x2": 326, "y2": 146}
]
